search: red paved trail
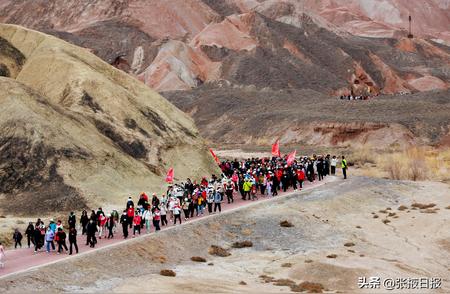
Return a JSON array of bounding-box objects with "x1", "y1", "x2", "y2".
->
[{"x1": 0, "y1": 177, "x2": 334, "y2": 278}]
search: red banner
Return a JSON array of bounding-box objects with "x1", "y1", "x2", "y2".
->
[
  {"x1": 271, "y1": 139, "x2": 280, "y2": 157},
  {"x1": 209, "y1": 148, "x2": 220, "y2": 165},
  {"x1": 286, "y1": 150, "x2": 297, "y2": 166},
  {"x1": 165, "y1": 167, "x2": 174, "y2": 183}
]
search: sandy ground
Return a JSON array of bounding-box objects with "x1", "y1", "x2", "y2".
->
[{"x1": 0, "y1": 176, "x2": 448, "y2": 293}]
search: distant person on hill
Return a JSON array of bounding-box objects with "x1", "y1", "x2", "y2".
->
[
  {"x1": 0, "y1": 242, "x2": 5, "y2": 268},
  {"x1": 120, "y1": 210, "x2": 129, "y2": 239},
  {"x1": 341, "y1": 156, "x2": 348, "y2": 179},
  {"x1": 12, "y1": 228, "x2": 22, "y2": 249},
  {"x1": 25, "y1": 222, "x2": 34, "y2": 248},
  {"x1": 330, "y1": 156, "x2": 337, "y2": 175},
  {"x1": 68, "y1": 227, "x2": 78, "y2": 255}
]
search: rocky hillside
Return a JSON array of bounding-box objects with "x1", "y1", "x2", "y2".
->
[
  {"x1": 0, "y1": 0, "x2": 448, "y2": 94},
  {"x1": 0, "y1": 24, "x2": 218, "y2": 214}
]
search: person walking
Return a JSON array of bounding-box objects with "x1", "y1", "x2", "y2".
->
[
  {"x1": 331, "y1": 156, "x2": 337, "y2": 175},
  {"x1": 56, "y1": 228, "x2": 68, "y2": 254},
  {"x1": 68, "y1": 227, "x2": 78, "y2": 255},
  {"x1": 25, "y1": 222, "x2": 34, "y2": 248},
  {"x1": 0, "y1": 242, "x2": 5, "y2": 268},
  {"x1": 133, "y1": 211, "x2": 142, "y2": 236},
  {"x1": 80, "y1": 210, "x2": 89, "y2": 235},
  {"x1": 45, "y1": 227, "x2": 55, "y2": 253},
  {"x1": 152, "y1": 207, "x2": 161, "y2": 231},
  {"x1": 13, "y1": 228, "x2": 23, "y2": 249},
  {"x1": 120, "y1": 210, "x2": 129, "y2": 239},
  {"x1": 341, "y1": 156, "x2": 348, "y2": 179},
  {"x1": 68, "y1": 211, "x2": 76, "y2": 229},
  {"x1": 86, "y1": 219, "x2": 97, "y2": 248},
  {"x1": 0, "y1": 242, "x2": 6, "y2": 268},
  {"x1": 107, "y1": 214, "x2": 115, "y2": 238},
  {"x1": 173, "y1": 204, "x2": 182, "y2": 225},
  {"x1": 214, "y1": 190, "x2": 222, "y2": 213}
]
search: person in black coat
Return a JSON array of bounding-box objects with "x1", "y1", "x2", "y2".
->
[
  {"x1": 86, "y1": 219, "x2": 97, "y2": 248},
  {"x1": 120, "y1": 210, "x2": 129, "y2": 239},
  {"x1": 68, "y1": 227, "x2": 78, "y2": 255},
  {"x1": 68, "y1": 212, "x2": 76, "y2": 229},
  {"x1": 80, "y1": 210, "x2": 89, "y2": 235},
  {"x1": 25, "y1": 222, "x2": 34, "y2": 248}
]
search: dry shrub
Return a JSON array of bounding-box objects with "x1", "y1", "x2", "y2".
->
[
  {"x1": 344, "y1": 242, "x2": 355, "y2": 247},
  {"x1": 351, "y1": 146, "x2": 375, "y2": 166},
  {"x1": 446, "y1": 206, "x2": 450, "y2": 209},
  {"x1": 191, "y1": 256, "x2": 207, "y2": 262},
  {"x1": 0, "y1": 215, "x2": 5, "y2": 218},
  {"x1": 359, "y1": 254, "x2": 365, "y2": 257},
  {"x1": 379, "y1": 209, "x2": 387, "y2": 214},
  {"x1": 209, "y1": 245, "x2": 231, "y2": 257},
  {"x1": 280, "y1": 220, "x2": 294, "y2": 227},
  {"x1": 326, "y1": 254, "x2": 337, "y2": 258},
  {"x1": 388, "y1": 212, "x2": 396, "y2": 217},
  {"x1": 348, "y1": 249, "x2": 355, "y2": 253},
  {"x1": 239, "y1": 281, "x2": 247, "y2": 285},
  {"x1": 386, "y1": 207, "x2": 392, "y2": 210},
  {"x1": 281, "y1": 262, "x2": 293, "y2": 267},
  {"x1": 411, "y1": 203, "x2": 436, "y2": 209},
  {"x1": 398, "y1": 205, "x2": 408, "y2": 211},
  {"x1": 381, "y1": 147, "x2": 450, "y2": 181},
  {"x1": 373, "y1": 214, "x2": 379, "y2": 218},
  {"x1": 382, "y1": 219, "x2": 391, "y2": 224},
  {"x1": 160, "y1": 269, "x2": 176, "y2": 277},
  {"x1": 297, "y1": 281, "x2": 325, "y2": 293},
  {"x1": 273, "y1": 279, "x2": 296, "y2": 287},
  {"x1": 259, "y1": 274, "x2": 275, "y2": 283},
  {"x1": 304, "y1": 259, "x2": 313, "y2": 263},
  {"x1": 420, "y1": 208, "x2": 438, "y2": 214},
  {"x1": 208, "y1": 262, "x2": 214, "y2": 266},
  {"x1": 232, "y1": 241, "x2": 253, "y2": 248},
  {"x1": 356, "y1": 225, "x2": 362, "y2": 229}
]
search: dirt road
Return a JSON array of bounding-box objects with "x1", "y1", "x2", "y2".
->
[{"x1": 0, "y1": 176, "x2": 333, "y2": 279}]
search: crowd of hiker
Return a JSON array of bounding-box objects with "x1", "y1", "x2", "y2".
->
[{"x1": 0, "y1": 154, "x2": 348, "y2": 266}]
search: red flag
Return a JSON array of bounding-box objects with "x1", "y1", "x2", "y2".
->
[
  {"x1": 271, "y1": 139, "x2": 280, "y2": 157},
  {"x1": 165, "y1": 168, "x2": 174, "y2": 183},
  {"x1": 209, "y1": 148, "x2": 220, "y2": 165},
  {"x1": 287, "y1": 150, "x2": 297, "y2": 166}
]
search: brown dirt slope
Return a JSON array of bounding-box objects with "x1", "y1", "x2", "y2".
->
[
  {"x1": 0, "y1": 24, "x2": 218, "y2": 214},
  {"x1": 164, "y1": 86, "x2": 450, "y2": 147}
]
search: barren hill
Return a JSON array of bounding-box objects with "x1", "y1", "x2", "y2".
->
[
  {"x1": 0, "y1": 24, "x2": 218, "y2": 214},
  {"x1": 0, "y1": 0, "x2": 448, "y2": 94}
]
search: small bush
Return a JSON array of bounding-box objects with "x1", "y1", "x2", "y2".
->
[
  {"x1": 232, "y1": 241, "x2": 253, "y2": 248},
  {"x1": 160, "y1": 269, "x2": 176, "y2": 277},
  {"x1": 382, "y1": 219, "x2": 391, "y2": 224},
  {"x1": 344, "y1": 242, "x2": 355, "y2": 247},
  {"x1": 326, "y1": 254, "x2": 337, "y2": 258},
  {"x1": 297, "y1": 281, "x2": 325, "y2": 293},
  {"x1": 411, "y1": 203, "x2": 436, "y2": 209},
  {"x1": 191, "y1": 256, "x2": 207, "y2": 262},
  {"x1": 259, "y1": 274, "x2": 275, "y2": 283},
  {"x1": 281, "y1": 263, "x2": 293, "y2": 267},
  {"x1": 398, "y1": 205, "x2": 408, "y2": 211},
  {"x1": 280, "y1": 220, "x2": 294, "y2": 227},
  {"x1": 239, "y1": 281, "x2": 247, "y2": 285},
  {"x1": 273, "y1": 279, "x2": 296, "y2": 287},
  {"x1": 209, "y1": 245, "x2": 231, "y2": 257}
]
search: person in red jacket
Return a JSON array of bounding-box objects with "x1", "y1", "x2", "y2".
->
[
  {"x1": 127, "y1": 205, "x2": 134, "y2": 229},
  {"x1": 297, "y1": 168, "x2": 305, "y2": 189},
  {"x1": 133, "y1": 211, "x2": 142, "y2": 236}
]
